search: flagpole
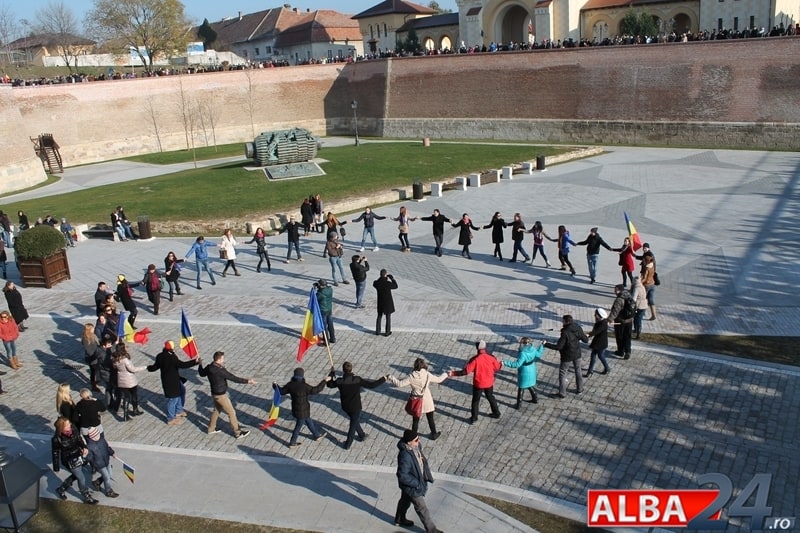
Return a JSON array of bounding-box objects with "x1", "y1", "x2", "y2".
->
[{"x1": 321, "y1": 330, "x2": 335, "y2": 368}]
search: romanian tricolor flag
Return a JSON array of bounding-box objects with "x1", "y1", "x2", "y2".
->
[
  {"x1": 180, "y1": 308, "x2": 198, "y2": 358},
  {"x1": 116, "y1": 312, "x2": 150, "y2": 345},
  {"x1": 259, "y1": 384, "x2": 281, "y2": 430},
  {"x1": 297, "y1": 287, "x2": 325, "y2": 362},
  {"x1": 624, "y1": 212, "x2": 643, "y2": 251},
  {"x1": 115, "y1": 456, "x2": 135, "y2": 484}
]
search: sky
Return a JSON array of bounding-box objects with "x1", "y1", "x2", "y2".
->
[{"x1": 10, "y1": 0, "x2": 458, "y2": 31}]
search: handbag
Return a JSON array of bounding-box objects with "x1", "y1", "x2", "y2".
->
[
  {"x1": 339, "y1": 226, "x2": 346, "y2": 237},
  {"x1": 654, "y1": 272, "x2": 661, "y2": 286},
  {"x1": 219, "y1": 249, "x2": 228, "y2": 260},
  {"x1": 68, "y1": 454, "x2": 84, "y2": 469},
  {"x1": 159, "y1": 277, "x2": 165, "y2": 290},
  {"x1": 398, "y1": 224, "x2": 409, "y2": 233},
  {"x1": 404, "y1": 375, "x2": 429, "y2": 419}
]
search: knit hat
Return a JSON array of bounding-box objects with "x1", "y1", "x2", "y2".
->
[
  {"x1": 164, "y1": 340, "x2": 175, "y2": 350},
  {"x1": 117, "y1": 274, "x2": 126, "y2": 282},
  {"x1": 596, "y1": 308, "x2": 608, "y2": 319},
  {"x1": 402, "y1": 429, "x2": 418, "y2": 443},
  {"x1": 294, "y1": 367, "x2": 304, "y2": 377},
  {"x1": 477, "y1": 340, "x2": 486, "y2": 350},
  {"x1": 87, "y1": 427, "x2": 101, "y2": 441},
  {"x1": 643, "y1": 242, "x2": 650, "y2": 248},
  {"x1": 317, "y1": 279, "x2": 327, "y2": 288}
]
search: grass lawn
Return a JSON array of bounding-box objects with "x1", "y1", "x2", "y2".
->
[
  {"x1": 12, "y1": 142, "x2": 561, "y2": 231},
  {"x1": 124, "y1": 143, "x2": 245, "y2": 164}
]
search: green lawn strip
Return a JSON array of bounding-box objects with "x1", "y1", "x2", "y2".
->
[
  {"x1": 124, "y1": 143, "x2": 246, "y2": 164},
  {"x1": 640, "y1": 334, "x2": 800, "y2": 367},
  {"x1": 27, "y1": 499, "x2": 307, "y2": 532},
  {"x1": 13, "y1": 143, "x2": 562, "y2": 228},
  {"x1": 469, "y1": 493, "x2": 598, "y2": 533}
]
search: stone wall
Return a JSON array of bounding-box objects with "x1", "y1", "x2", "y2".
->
[{"x1": 1, "y1": 37, "x2": 799, "y2": 195}]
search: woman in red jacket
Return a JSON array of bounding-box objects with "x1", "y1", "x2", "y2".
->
[
  {"x1": 613, "y1": 237, "x2": 636, "y2": 288},
  {"x1": 0, "y1": 309, "x2": 20, "y2": 370}
]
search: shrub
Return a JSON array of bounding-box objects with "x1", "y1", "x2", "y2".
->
[{"x1": 14, "y1": 225, "x2": 66, "y2": 259}]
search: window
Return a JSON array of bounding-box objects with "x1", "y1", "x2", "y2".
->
[
  {"x1": 384, "y1": 23, "x2": 388, "y2": 36},
  {"x1": 718, "y1": 18, "x2": 723, "y2": 30},
  {"x1": 327, "y1": 49, "x2": 333, "y2": 60},
  {"x1": 255, "y1": 47, "x2": 259, "y2": 56},
  {"x1": 370, "y1": 25, "x2": 374, "y2": 39},
  {"x1": 733, "y1": 17, "x2": 738, "y2": 31},
  {"x1": 750, "y1": 16, "x2": 755, "y2": 29}
]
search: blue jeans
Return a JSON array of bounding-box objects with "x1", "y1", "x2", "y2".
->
[
  {"x1": 96, "y1": 465, "x2": 113, "y2": 494},
  {"x1": 512, "y1": 240, "x2": 530, "y2": 261},
  {"x1": 587, "y1": 349, "x2": 609, "y2": 374},
  {"x1": 587, "y1": 254, "x2": 599, "y2": 281},
  {"x1": 360, "y1": 226, "x2": 377, "y2": 248},
  {"x1": 115, "y1": 226, "x2": 126, "y2": 240},
  {"x1": 290, "y1": 417, "x2": 321, "y2": 445},
  {"x1": 286, "y1": 241, "x2": 302, "y2": 260},
  {"x1": 3, "y1": 340, "x2": 16, "y2": 358},
  {"x1": 166, "y1": 395, "x2": 183, "y2": 422},
  {"x1": 355, "y1": 281, "x2": 366, "y2": 307},
  {"x1": 322, "y1": 311, "x2": 335, "y2": 343},
  {"x1": 62, "y1": 463, "x2": 89, "y2": 492},
  {"x1": 195, "y1": 258, "x2": 215, "y2": 285},
  {"x1": 634, "y1": 309, "x2": 646, "y2": 336},
  {"x1": 329, "y1": 256, "x2": 347, "y2": 282}
]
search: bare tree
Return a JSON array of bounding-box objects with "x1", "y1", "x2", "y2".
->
[
  {"x1": 175, "y1": 74, "x2": 198, "y2": 167},
  {"x1": 200, "y1": 95, "x2": 220, "y2": 151},
  {"x1": 34, "y1": 0, "x2": 84, "y2": 73},
  {"x1": 243, "y1": 68, "x2": 256, "y2": 138},
  {"x1": 0, "y1": 4, "x2": 18, "y2": 66},
  {"x1": 86, "y1": 0, "x2": 190, "y2": 75},
  {"x1": 143, "y1": 98, "x2": 163, "y2": 153}
]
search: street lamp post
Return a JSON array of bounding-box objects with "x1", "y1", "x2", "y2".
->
[{"x1": 351, "y1": 100, "x2": 359, "y2": 146}]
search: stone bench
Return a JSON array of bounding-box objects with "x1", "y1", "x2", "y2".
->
[
  {"x1": 455, "y1": 177, "x2": 467, "y2": 190},
  {"x1": 468, "y1": 173, "x2": 481, "y2": 188},
  {"x1": 82, "y1": 224, "x2": 119, "y2": 241},
  {"x1": 431, "y1": 182, "x2": 444, "y2": 197},
  {"x1": 521, "y1": 162, "x2": 534, "y2": 175},
  {"x1": 502, "y1": 166, "x2": 513, "y2": 180}
]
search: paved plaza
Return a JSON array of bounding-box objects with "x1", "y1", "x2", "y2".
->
[{"x1": 0, "y1": 145, "x2": 798, "y2": 532}]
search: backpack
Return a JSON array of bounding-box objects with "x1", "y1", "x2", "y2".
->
[{"x1": 619, "y1": 297, "x2": 635, "y2": 321}]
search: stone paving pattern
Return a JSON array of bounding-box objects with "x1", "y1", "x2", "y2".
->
[{"x1": 0, "y1": 146, "x2": 798, "y2": 531}]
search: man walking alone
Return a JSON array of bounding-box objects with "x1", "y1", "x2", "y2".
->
[
  {"x1": 394, "y1": 429, "x2": 443, "y2": 532},
  {"x1": 198, "y1": 351, "x2": 256, "y2": 439}
]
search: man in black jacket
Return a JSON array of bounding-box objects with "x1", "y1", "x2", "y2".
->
[
  {"x1": 545, "y1": 315, "x2": 588, "y2": 398},
  {"x1": 277, "y1": 367, "x2": 330, "y2": 449},
  {"x1": 278, "y1": 215, "x2": 304, "y2": 263},
  {"x1": 327, "y1": 362, "x2": 386, "y2": 449},
  {"x1": 349, "y1": 254, "x2": 370, "y2": 308},
  {"x1": 608, "y1": 284, "x2": 634, "y2": 360},
  {"x1": 576, "y1": 227, "x2": 612, "y2": 284},
  {"x1": 420, "y1": 209, "x2": 451, "y2": 257},
  {"x1": 147, "y1": 341, "x2": 200, "y2": 425},
  {"x1": 373, "y1": 269, "x2": 398, "y2": 336},
  {"x1": 395, "y1": 429, "x2": 442, "y2": 532},
  {"x1": 198, "y1": 351, "x2": 256, "y2": 439}
]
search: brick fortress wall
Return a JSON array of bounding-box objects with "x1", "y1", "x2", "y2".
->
[{"x1": 1, "y1": 38, "x2": 798, "y2": 194}]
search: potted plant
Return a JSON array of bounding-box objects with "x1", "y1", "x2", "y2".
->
[{"x1": 14, "y1": 225, "x2": 71, "y2": 288}]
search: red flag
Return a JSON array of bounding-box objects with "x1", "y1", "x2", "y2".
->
[
  {"x1": 180, "y1": 309, "x2": 198, "y2": 358},
  {"x1": 624, "y1": 212, "x2": 643, "y2": 251},
  {"x1": 259, "y1": 384, "x2": 281, "y2": 430},
  {"x1": 297, "y1": 287, "x2": 325, "y2": 362}
]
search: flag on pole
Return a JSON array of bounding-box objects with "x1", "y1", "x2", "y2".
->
[
  {"x1": 624, "y1": 212, "x2": 643, "y2": 251},
  {"x1": 297, "y1": 287, "x2": 325, "y2": 362},
  {"x1": 114, "y1": 456, "x2": 136, "y2": 484},
  {"x1": 259, "y1": 384, "x2": 281, "y2": 429},
  {"x1": 180, "y1": 308, "x2": 199, "y2": 358},
  {"x1": 116, "y1": 312, "x2": 150, "y2": 344}
]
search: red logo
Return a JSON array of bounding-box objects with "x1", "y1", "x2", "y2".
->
[{"x1": 587, "y1": 490, "x2": 721, "y2": 527}]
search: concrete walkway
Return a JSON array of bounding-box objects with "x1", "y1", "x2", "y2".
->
[{"x1": 0, "y1": 143, "x2": 797, "y2": 533}]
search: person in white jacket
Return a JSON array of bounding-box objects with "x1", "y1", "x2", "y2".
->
[
  {"x1": 219, "y1": 229, "x2": 241, "y2": 277},
  {"x1": 388, "y1": 358, "x2": 448, "y2": 440},
  {"x1": 113, "y1": 344, "x2": 147, "y2": 421}
]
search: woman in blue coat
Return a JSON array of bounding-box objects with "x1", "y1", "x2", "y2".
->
[{"x1": 502, "y1": 337, "x2": 543, "y2": 408}]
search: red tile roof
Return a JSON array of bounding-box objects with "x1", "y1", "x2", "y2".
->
[{"x1": 353, "y1": 0, "x2": 436, "y2": 19}]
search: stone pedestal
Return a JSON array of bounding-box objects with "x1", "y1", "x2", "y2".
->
[
  {"x1": 468, "y1": 173, "x2": 481, "y2": 188},
  {"x1": 502, "y1": 166, "x2": 513, "y2": 180},
  {"x1": 431, "y1": 182, "x2": 443, "y2": 197}
]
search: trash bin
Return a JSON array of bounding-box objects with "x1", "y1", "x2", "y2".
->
[
  {"x1": 412, "y1": 181, "x2": 424, "y2": 200},
  {"x1": 137, "y1": 216, "x2": 152, "y2": 240},
  {"x1": 536, "y1": 155, "x2": 546, "y2": 171}
]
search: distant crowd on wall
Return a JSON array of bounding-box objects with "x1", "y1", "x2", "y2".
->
[{"x1": 3, "y1": 23, "x2": 797, "y2": 88}]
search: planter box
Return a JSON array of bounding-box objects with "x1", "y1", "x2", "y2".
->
[{"x1": 18, "y1": 249, "x2": 71, "y2": 288}]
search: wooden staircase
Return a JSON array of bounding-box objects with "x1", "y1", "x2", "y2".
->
[{"x1": 31, "y1": 133, "x2": 63, "y2": 174}]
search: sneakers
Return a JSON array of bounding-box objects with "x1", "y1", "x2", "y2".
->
[
  {"x1": 56, "y1": 485, "x2": 68, "y2": 500},
  {"x1": 208, "y1": 429, "x2": 221, "y2": 434},
  {"x1": 298, "y1": 258, "x2": 304, "y2": 262},
  {"x1": 288, "y1": 442, "x2": 302, "y2": 449},
  {"x1": 342, "y1": 280, "x2": 350, "y2": 284},
  {"x1": 177, "y1": 411, "x2": 188, "y2": 417},
  {"x1": 359, "y1": 247, "x2": 365, "y2": 252},
  {"x1": 394, "y1": 518, "x2": 414, "y2": 527},
  {"x1": 234, "y1": 430, "x2": 250, "y2": 440},
  {"x1": 93, "y1": 478, "x2": 103, "y2": 491},
  {"x1": 314, "y1": 431, "x2": 327, "y2": 441},
  {"x1": 373, "y1": 247, "x2": 380, "y2": 251},
  {"x1": 82, "y1": 491, "x2": 99, "y2": 505},
  {"x1": 106, "y1": 489, "x2": 120, "y2": 498},
  {"x1": 167, "y1": 418, "x2": 184, "y2": 425}
]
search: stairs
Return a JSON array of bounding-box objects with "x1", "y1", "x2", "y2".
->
[{"x1": 31, "y1": 133, "x2": 64, "y2": 174}]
